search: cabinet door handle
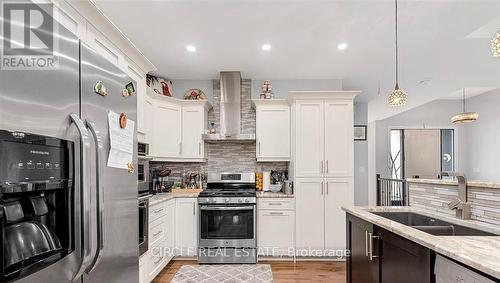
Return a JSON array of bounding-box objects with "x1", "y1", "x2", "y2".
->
[
  {"x1": 153, "y1": 230, "x2": 162, "y2": 237},
  {"x1": 368, "y1": 232, "x2": 380, "y2": 261},
  {"x1": 326, "y1": 160, "x2": 329, "y2": 173},
  {"x1": 193, "y1": 203, "x2": 196, "y2": 215},
  {"x1": 320, "y1": 161, "x2": 323, "y2": 174},
  {"x1": 321, "y1": 181, "x2": 324, "y2": 195},
  {"x1": 153, "y1": 257, "x2": 162, "y2": 265},
  {"x1": 178, "y1": 142, "x2": 182, "y2": 155},
  {"x1": 153, "y1": 208, "x2": 164, "y2": 213},
  {"x1": 269, "y1": 212, "x2": 284, "y2": 215},
  {"x1": 258, "y1": 141, "x2": 261, "y2": 155},
  {"x1": 268, "y1": 203, "x2": 282, "y2": 206},
  {"x1": 199, "y1": 142, "x2": 201, "y2": 155},
  {"x1": 326, "y1": 182, "x2": 329, "y2": 195},
  {"x1": 365, "y1": 230, "x2": 369, "y2": 257}
]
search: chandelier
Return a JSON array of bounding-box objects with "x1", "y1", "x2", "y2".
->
[{"x1": 492, "y1": 31, "x2": 500, "y2": 57}]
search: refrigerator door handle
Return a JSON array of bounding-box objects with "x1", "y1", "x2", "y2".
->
[
  {"x1": 85, "y1": 120, "x2": 105, "y2": 273},
  {"x1": 70, "y1": 114, "x2": 93, "y2": 281}
]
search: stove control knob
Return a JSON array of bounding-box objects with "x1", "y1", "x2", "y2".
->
[
  {"x1": 225, "y1": 198, "x2": 230, "y2": 203},
  {"x1": 245, "y1": 199, "x2": 250, "y2": 203},
  {"x1": 238, "y1": 198, "x2": 243, "y2": 203}
]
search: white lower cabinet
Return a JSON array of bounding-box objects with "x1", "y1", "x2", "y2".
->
[
  {"x1": 295, "y1": 179, "x2": 325, "y2": 252},
  {"x1": 295, "y1": 177, "x2": 353, "y2": 256},
  {"x1": 175, "y1": 198, "x2": 198, "y2": 257},
  {"x1": 257, "y1": 198, "x2": 295, "y2": 257},
  {"x1": 140, "y1": 198, "x2": 196, "y2": 282},
  {"x1": 139, "y1": 253, "x2": 148, "y2": 283},
  {"x1": 164, "y1": 200, "x2": 176, "y2": 262},
  {"x1": 324, "y1": 179, "x2": 352, "y2": 251}
]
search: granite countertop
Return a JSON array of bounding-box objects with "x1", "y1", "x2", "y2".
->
[
  {"x1": 256, "y1": 191, "x2": 294, "y2": 198},
  {"x1": 342, "y1": 206, "x2": 500, "y2": 279},
  {"x1": 149, "y1": 191, "x2": 294, "y2": 205},
  {"x1": 149, "y1": 191, "x2": 199, "y2": 206},
  {"x1": 407, "y1": 178, "x2": 500, "y2": 189}
]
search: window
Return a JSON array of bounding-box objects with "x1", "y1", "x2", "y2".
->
[
  {"x1": 390, "y1": 129, "x2": 404, "y2": 179},
  {"x1": 441, "y1": 129, "x2": 454, "y2": 173}
]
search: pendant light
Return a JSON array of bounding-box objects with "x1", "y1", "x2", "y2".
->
[
  {"x1": 387, "y1": 0, "x2": 407, "y2": 107},
  {"x1": 451, "y1": 88, "x2": 479, "y2": 124},
  {"x1": 492, "y1": 31, "x2": 500, "y2": 57}
]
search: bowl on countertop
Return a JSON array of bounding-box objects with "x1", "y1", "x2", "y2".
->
[{"x1": 269, "y1": 184, "x2": 282, "y2": 193}]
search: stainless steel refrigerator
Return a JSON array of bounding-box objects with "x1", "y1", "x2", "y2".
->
[{"x1": 0, "y1": 6, "x2": 139, "y2": 283}]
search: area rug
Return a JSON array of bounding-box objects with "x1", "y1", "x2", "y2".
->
[{"x1": 171, "y1": 264, "x2": 274, "y2": 283}]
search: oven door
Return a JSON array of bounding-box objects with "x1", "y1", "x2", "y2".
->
[
  {"x1": 138, "y1": 197, "x2": 149, "y2": 256},
  {"x1": 199, "y1": 205, "x2": 255, "y2": 248}
]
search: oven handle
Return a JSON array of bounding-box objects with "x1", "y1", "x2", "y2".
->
[{"x1": 199, "y1": 205, "x2": 254, "y2": 211}]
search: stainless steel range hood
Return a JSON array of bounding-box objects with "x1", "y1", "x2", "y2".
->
[{"x1": 202, "y1": 71, "x2": 255, "y2": 142}]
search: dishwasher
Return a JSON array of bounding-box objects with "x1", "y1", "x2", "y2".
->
[{"x1": 435, "y1": 255, "x2": 496, "y2": 283}]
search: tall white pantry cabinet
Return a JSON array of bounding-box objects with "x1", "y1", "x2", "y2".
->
[{"x1": 289, "y1": 91, "x2": 360, "y2": 256}]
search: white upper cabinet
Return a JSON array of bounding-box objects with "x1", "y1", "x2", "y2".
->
[
  {"x1": 294, "y1": 100, "x2": 324, "y2": 177},
  {"x1": 152, "y1": 98, "x2": 181, "y2": 158},
  {"x1": 253, "y1": 100, "x2": 290, "y2": 161},
  {"x1": 147, "y1": 91, "x2": 211, "y2": 162},
  {"x1": 324, "y1": 100, "x2": 354, "y2": 178},
  {"x1": 292, "y1": 93, "x2": 357, "y2": 179},
  {"x1": 143, "y1": 92, "x2": 155, "y2": 144},
  {"x1": 181, "y1": 103, "x2": 209, "y2": 160}
]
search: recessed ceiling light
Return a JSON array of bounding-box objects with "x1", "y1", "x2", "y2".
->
[
  {"x1": 186, "y1": 45, "x2": 196, "y2": 52},
  {"x1": 337, "y1": 43, "x2": 348, "y2": 50},
  {"x1": 261, "y1": 44, "x2": 271, "y2": 51}
]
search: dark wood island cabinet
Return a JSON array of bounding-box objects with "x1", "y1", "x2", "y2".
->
[{"x1": 346, "y1": 213, "x2": 433, "y2": 283}]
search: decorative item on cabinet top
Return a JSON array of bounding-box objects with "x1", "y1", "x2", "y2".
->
[
  {"x1": 259, "y1": 80, "x2": 274, "y2": 99},
  {"x1": 146, "y1": 87, "x2": 212, "y2": 109},
  {"x1": 146, "y1": 73, "x2": 173, "y2": 97},
  {"x1": 184, "y1": 89, "x2": 207, "y2": 100}
]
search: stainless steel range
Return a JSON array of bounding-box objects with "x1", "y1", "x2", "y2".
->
[{"x1": 198, "y1": 173, "x2": 257, "y2": 264}]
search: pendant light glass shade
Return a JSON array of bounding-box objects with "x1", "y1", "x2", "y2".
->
[
  {"x1": 451, "y1": 88, "x2": 479, "y2": 124},
  {"x1": 388, "y1": 84, "x2": 407, "y2": 107},
  {"x1": 492, "y1": 31, "x2": 500, "y2": 57},
  {"x1": 387, "y1": 0, "x2": 407, "y2": 107}
]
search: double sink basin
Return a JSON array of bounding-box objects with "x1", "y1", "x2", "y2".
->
[{"x1": 372, "y1": 212, "x2": 498, "y2": 236}]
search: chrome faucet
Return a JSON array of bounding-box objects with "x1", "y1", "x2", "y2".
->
[{"x1": 441, "y1": 172, "x2": 471, "y2": 220}]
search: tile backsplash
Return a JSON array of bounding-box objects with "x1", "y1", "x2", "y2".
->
[
  {"x1": 409, "y1": 182, "x2": 500, "y2": 226},
  {"x1": 151, "y1": 142, "x2": 288, "y2": 182}
]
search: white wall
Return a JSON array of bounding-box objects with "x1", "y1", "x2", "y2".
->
[
  {"x1": 462, "y1": 88, "x2": 500, "y2": 181},
  {"x1": 354, "y1": 102, "x2": 368, "y2": 205}
]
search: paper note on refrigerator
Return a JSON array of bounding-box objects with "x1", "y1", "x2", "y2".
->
[{"x1": 107, "y1": 111, "x2": 135, "y2": 169}]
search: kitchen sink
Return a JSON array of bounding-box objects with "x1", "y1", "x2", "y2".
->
[{"x1": 372, "y1": 212, "x2": 498, "y2": 236}]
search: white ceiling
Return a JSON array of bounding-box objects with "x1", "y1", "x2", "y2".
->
[{"x1": 93, "y1": 0, "x2": 500, "y2": 119}]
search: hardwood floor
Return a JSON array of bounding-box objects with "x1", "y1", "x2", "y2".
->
[{"x1": 152, "y1": 260, "x2": 346, "y2": 282}]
